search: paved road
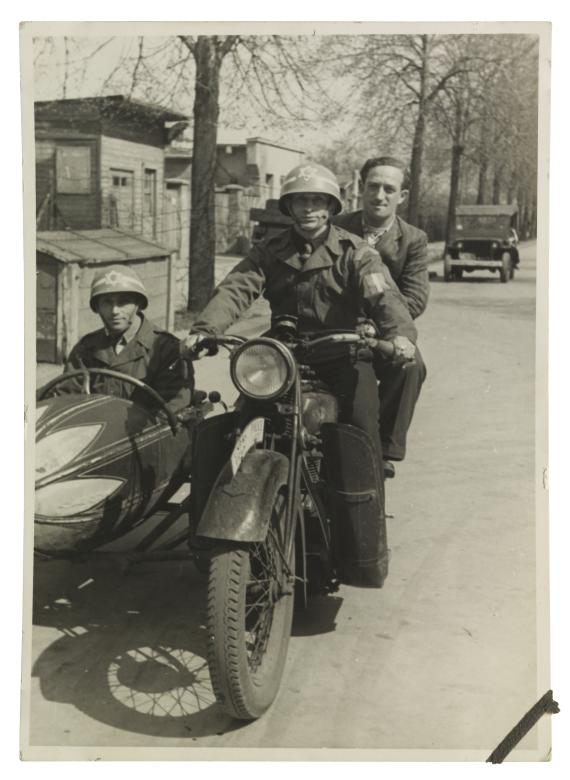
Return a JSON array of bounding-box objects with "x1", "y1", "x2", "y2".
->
[{"x1": 27, "y1": 243, "x2": 543, "y2": 757}]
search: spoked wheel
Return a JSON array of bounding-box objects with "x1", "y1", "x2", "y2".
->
[{"x1": 206, "y1": 489, "x2": 294, "y2": 720}]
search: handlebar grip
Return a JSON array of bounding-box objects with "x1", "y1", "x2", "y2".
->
[{"x1": 371, "y1": 339, "x2": 396, "y2": 359}]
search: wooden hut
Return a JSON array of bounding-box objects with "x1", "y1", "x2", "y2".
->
[{"x1": 36, "y1": 228, "x2": 175, "y2": 363}]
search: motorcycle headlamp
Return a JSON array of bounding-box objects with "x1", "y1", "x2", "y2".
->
[{"x1": 230, "y1": 338, "x2": 296, "y2": 400}]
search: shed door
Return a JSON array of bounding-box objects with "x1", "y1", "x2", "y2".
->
[
  {"x1": 36, "y1": 258, "x2": 58, "y2": 363},
  {"x1": 110, "y1": 169, "x2": 135, "y2": 230}
]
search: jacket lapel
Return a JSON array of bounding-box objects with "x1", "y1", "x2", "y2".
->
[
  {"x1": 91, "y1": 334, "x2": 116, "y2": 366},
  {"x1": 376, "y1": 217, "x2": 402, "y2": 257},
  {"x1": 111, "y1": 316, "x2": 153, "y2": 369},
  {"x1": 111, "y1": 339, "x2": 147, "y2": 369},
  {"x1": 272, "y1": 229, "x2": 306, "y2": 271},
  {"x1": 300, "y1": 243, "x2": 334, "y2": 273},
  {"x1": 348, "y1": 210, "x2": 364, "y2": 237},
  {"x1": 274, "y1": 227, "x2": 337, "y2": 273}
]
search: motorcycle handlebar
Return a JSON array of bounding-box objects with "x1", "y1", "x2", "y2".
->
[
  {"x1": 189, "y1": 331, "x2": 411, "y2": 362},
  {"x1": 301, "y1": 332, "x2": 398, "y2": 360},
  {"x1": 188, "y1": 334, "x2": 247, "y2": 358}
]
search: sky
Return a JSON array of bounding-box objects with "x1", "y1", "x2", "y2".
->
[{"x1": 32, "y1": 33, "x2": 355, "y2": 155}]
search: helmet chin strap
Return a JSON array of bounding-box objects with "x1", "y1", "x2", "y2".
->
[{"x1": 286, "y1": 198, "x2": 333, "y2": 238}]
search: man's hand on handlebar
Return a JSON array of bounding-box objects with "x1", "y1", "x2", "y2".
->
[
  {"x1": 355, "y1": 321, "x2": 415, "y2": 362},
  {"x1": 391, "y1": 335, "x2": 416, "y2": 361},
  {"x1": 180, "y1": 332, "x2": 247, "y2": 360},
  {"x1": 355, "y1": 320, "x2": 383, "y2": 352},
  {"x1": 181, "y1": 333, "x2": 208, "y2": 360}
]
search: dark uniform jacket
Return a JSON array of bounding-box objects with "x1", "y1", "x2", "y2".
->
[
  {"x1": 193, "y1": 225, "x2": 417, "y2": 342},
  {"x1": 63, "y1": 316, "x2": 192, "y2": 413},
  {"x1": 333, "y1": 212, "x2": 429, "y2": 320}
]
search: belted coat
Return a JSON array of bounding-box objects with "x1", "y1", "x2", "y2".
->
[
  {"x1": 62, "y1": 316, "x2": 192, "y2": 413},
  {"x1": 192, "y1": 225, "x2": 417, "y2": 343}
]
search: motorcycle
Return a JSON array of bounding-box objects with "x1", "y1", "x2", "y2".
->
[{"x1": 188, "y1": 318, "x2": 407, "y2": 720}]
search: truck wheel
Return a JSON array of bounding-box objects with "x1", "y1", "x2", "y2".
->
[
  {"x1": 206, "y1": 488, "x2": 294, "y2": 720},
  {"x1": 443, "y1": 254, "x2": 453, "y2": 282},
  {"x1": 500, "y1": 252, "x2": 512, "y2": 283}
]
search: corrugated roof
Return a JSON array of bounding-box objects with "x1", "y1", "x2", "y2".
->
[
  {"x1": 455, "y1": 204, "x2": 518, "y2": 216},
  {"x1": 36, "y1": 229, "x2": 171, "y2": 264}
]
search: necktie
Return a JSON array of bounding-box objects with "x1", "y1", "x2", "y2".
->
[{"x1": 114, "y1": 336, "x2": 126, "y2": 355}]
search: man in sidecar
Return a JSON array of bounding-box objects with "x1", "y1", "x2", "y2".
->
[
  {"x1": 49, "y1": 265, "x2": 192, "y2": 413},
  {"x1": 182, "y1": 163, "x2": 417, "y2": 473}
]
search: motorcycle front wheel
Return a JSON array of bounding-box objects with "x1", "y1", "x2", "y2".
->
[{"x1": 206, "y1": 489, "x2": 295, "y2": 720}]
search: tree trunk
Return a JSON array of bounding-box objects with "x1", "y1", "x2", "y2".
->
[
  {"x1": 188, "y1": 38, "x2": 223, "y2": 312},
  {"x1": 408, "y1": 113, "x2": 425, "y2": 226},
  {"x1": 492, "y1": 168, "x2": 502, "y2": 205},
  {"x1": 407, "y1": 36, "x2": 429, "y2": 227},
  {"x1": 445, "y1": 143, "x2": 464, "y2": 247},
  {"x1": 476, "y1": 158, "x2": 488, "y2": 204},
  {"x1": 476, "y1": 107, "x2": 490, "y2": 204}
]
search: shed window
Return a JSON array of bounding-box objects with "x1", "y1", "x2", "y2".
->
[{"x1": 56, "y1": 145, "x2": 92, "y2": 194}]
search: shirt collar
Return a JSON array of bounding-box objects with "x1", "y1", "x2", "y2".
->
[
  {"x1": 104, "y1": 313, "x2": 142, "y2": 345},
  {"x1": 362, "y1": 215, "x2": 396, "y2": 242},
  {"x1": 292, "y1": 225, "x2": 330, "y2": 256},
  {"x1": 272, "y1": 225, "x2": 342, "y2": 269}
]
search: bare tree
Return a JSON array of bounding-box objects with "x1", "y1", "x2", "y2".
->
[
  {"x1": 178, "y1": 36, "x2": 239, "y2": 311},
  {"x1": 431, "y1": 37, "x2": 495, "y2": 244},
  {"x1": 464, "y1": 36, "x2": 539, "y2": 234},
  {"x1": 178, "y1": 34, "x2": 325, "y2": 311},
  {"x1": 334, "y1": 34, "x2": 477, "y2": 225}
]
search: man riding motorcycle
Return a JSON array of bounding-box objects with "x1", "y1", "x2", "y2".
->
[{"x1": 182, "y1": 163, "x2": 417, "y2": 471}]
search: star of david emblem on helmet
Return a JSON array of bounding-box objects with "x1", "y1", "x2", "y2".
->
[
  {"x1": 296, "y1": 165, "x2": 318, "y2": 183},
  {"x1": 102, "y1": 270, "x2": 128, "y2": 287}
]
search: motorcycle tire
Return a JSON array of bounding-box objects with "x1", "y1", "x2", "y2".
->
[{"x1": 206, "y1": 488, "x2": 294, "y2": 720}]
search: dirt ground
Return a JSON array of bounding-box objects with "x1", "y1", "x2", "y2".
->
[{"x1": 25, "y1": 242, "x2": 546, "y2": 759}]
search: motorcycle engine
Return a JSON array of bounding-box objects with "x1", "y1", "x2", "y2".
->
[{"x1": 301, "y1": 391, "x2": 339, "y2": 435}]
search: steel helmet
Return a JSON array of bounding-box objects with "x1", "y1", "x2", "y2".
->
[
  {"x1": 278, "y1": 163, "x2": 343, "y2": 216},
  {"x1": 89, "y1": 264, "x2": 149, "y2": 311}
]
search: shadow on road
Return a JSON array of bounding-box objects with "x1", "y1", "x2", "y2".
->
[
  {"x1": 292, "y1": 594, "x2": 343, "y2": 637},
  {"x1": 31, "y1": 557, "x2": 241, "y2": 740}
]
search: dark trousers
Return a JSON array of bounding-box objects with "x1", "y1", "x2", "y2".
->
[
  {"x1": 374, "y1": 346, "x2": 426, "y2": 461},
  {"x1": 313, "y1": 359, "x2": 383, "y2": 464}
]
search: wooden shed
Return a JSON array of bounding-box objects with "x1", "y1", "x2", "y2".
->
[{"x1": 36, "y1": 228, "x2": 175, "y2": 363}]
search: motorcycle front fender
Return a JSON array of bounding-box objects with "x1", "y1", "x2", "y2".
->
[{"x1": 196, "y1": 449, "x2": 290, "y2": 542}]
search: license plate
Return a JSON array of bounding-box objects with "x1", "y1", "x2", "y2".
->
[{"x1": 230, "y1": 417, "x2": 265, "y2": 476}]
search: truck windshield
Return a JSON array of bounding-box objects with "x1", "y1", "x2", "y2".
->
[{"x1": 455, "y1": 215, "x2": 509, "y2": 232}]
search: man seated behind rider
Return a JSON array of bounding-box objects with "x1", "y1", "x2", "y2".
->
[
  {"x1": 54, "y1": 265, "x2": 192, "y2": 414},
  {"x1": 334, "y1": 156, "x2": 429, "y2": 478},
  {"x1": 182, "y1": 163, "x2": 417, "y2": 468}
]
